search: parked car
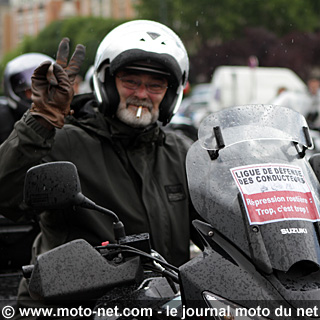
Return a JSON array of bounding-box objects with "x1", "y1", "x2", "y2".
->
[
  {"x1": 208, "y1": 65, "x2": 307, "y2": 110},
  {"x1": 172, "y1": 83, "x2": 214, "y2": 130}
]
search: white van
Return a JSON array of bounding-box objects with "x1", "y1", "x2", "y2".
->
[{"x1": 208, "y1": 65, "x2": 307, "y2": 111}]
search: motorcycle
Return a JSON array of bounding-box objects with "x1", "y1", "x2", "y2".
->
[{"x1": 20, "y1": 104, "x2": 320, "y2": 319}]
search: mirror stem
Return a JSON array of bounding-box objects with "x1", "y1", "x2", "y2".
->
[
  {"x1": 74, "y1": 193, "x2": 119, "y2": 222},
  {"x1": 74, "y1": 193, "x2": 126, "y2": 241}
]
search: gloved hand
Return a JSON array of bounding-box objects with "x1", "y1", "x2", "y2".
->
[{"x1": 30, "y1": 38, "x2": 86, "y2": 128}]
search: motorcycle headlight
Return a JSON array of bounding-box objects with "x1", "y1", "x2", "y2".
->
[{"x1": 203, "y1": 291, "x2": 271, "y2": 320}]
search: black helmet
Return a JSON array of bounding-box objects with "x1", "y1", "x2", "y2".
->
[
  {"x1": 93, "y1": 20, "x2": 189, "y2": 125},
  {"x1": 4, "y1": 53, "x2": 54, "y2": 112}
]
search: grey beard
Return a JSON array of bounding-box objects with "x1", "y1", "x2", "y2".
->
[{"x1": 116, "y1": 107, "x2": 159, "y2": 128}]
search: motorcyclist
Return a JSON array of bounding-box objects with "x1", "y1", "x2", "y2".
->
[
  {"x1": 305, "y1": 73, "x2": 320, "y2": 128},
  {"x1": 0, "y1": 53, "x2": 54, "y2": 272},
  {"x1": 271, "y1": 71, "x2": 320, "y2": 129},
  {"x1": 0, "y1": 53, "x2": 54, "y2": 144},
  {"x1": 0, "y1": 20, "x2": 200, "y2": 312}
]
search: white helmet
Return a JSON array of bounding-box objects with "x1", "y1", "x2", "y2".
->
[
  {"x1": 4, "y1": 53, "x2": 54, "y2": 111},
  {"x1": 93, "y1": 20, "x2": 189, "y2": 125}
]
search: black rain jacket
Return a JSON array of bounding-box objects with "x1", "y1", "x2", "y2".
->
[{"x1": 0, "y1": 94, "x2": 199, "y2": 267}]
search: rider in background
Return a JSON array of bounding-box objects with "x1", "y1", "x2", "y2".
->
[
  {"x1": 0, "y1": 53, "x2": 54, "y2": 144},
  {"x1": 272, "y1": 70, "x2": 320, "y2": 129},
  {"x1": 305, "y1": 73, "x2": 320, "y2": 128}
]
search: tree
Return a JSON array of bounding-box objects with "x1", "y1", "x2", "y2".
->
[
  {"x1": 135, "y1": 0, "x2": 320, "y2": 51},
  {"x1": 190, "y1": 28, "x2": 320, "y2": 83},
  {"x1": 135, "y1": 0, "x2": 320, "y2": 83}
]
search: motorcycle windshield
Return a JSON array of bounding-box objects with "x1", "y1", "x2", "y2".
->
[
  {"x1": 187, "y1": 104, "x2": 320, "y2": 272},
  {"x1": 198, "y1": 104, "x2": 312, "y2": 150}
]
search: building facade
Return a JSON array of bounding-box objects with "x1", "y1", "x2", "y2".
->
[{"x1": 0, "y1": 0, "x2": 10, "y2": 60}]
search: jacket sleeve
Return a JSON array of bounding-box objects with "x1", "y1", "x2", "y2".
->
[
  {"x1": 0, "y1": 111, "x2": 55, "y2": 221},
  {"x1": 0, "y1": 102, "x2": 15, "y2": 144}
]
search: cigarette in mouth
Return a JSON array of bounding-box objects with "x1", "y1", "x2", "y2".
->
[{"x1": 136, "y1": 106, "x2": 143, "y2": 118}]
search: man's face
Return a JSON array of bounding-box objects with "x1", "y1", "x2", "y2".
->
[{"x1": 115, "y1": 70, "x2": 168, "y2": 128}]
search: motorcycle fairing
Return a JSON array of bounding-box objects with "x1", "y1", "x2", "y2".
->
[
  {"x1": 186, "y1": 105, "x2": 320, "y2": 273},
  {"x1": 179, "y1": 243, "x2": 289, "y2": 316},
  {"x1": 179, "y1": 234, "x2": 320, "y2": 318}
]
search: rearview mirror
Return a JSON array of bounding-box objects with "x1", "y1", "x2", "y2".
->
[
  {"x1": 23, "y1": 161, "x2": 81, "y2": 209},
  {"x1": 23, "y1": 161, "x2": 125, "y2": 239}
]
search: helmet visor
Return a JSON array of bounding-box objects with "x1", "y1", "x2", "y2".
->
[
  {"x1": 10, "y1": 67, "x2": 34, "y2": 95},
  {"x1": 123, "y1": 61, "x2": 171, "y2": 76}
]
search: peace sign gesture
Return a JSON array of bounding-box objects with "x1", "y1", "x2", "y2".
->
[{"x1": 30, "y1": 38, "x2": 86, "y2": 129}]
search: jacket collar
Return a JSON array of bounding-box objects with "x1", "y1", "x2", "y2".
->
[{"x1": 105, "y1": 116, "x2": 165, "y2": 148}]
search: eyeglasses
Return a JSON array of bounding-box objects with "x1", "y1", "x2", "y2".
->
[{"x1": 117, "y1": 76, "x2": 168, "y2": 94}]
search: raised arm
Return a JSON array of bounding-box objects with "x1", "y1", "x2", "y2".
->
[{"x1": 0, "y1": 38, "x2": 85, "y2": 221}]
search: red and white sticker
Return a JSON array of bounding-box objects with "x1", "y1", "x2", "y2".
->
[{"x1": 230, "y1": 163, "x2": 320, "y2": 225}]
